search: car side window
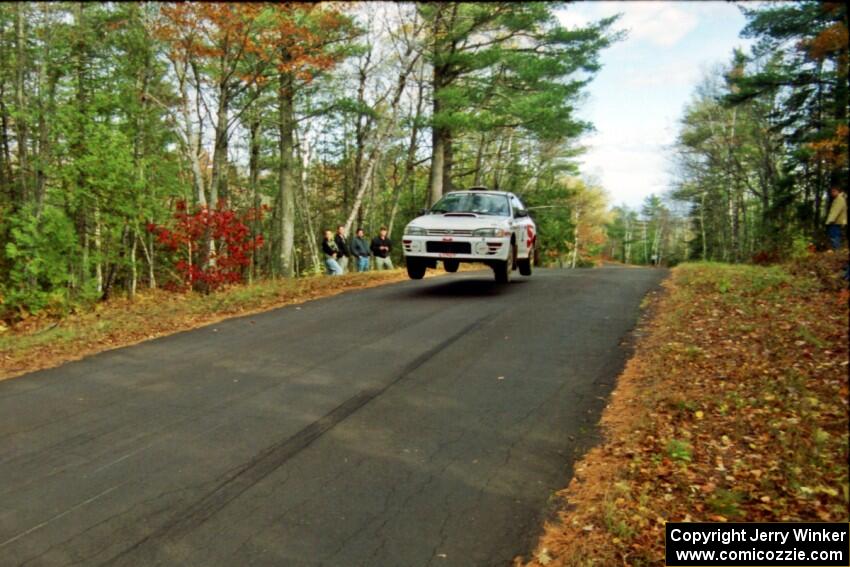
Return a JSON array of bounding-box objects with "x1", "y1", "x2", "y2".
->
[{"x1": 510, "y1": 196, "x2": 525, "y2": 216}]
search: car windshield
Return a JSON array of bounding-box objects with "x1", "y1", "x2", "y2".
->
[{"x1": 430, "y1": 193, "x2": 510, "y2": 216}]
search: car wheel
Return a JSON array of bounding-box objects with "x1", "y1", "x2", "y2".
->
[
  {"x1": 443, "y1": 259, "x2": 459, "y2": 273},
  {"x1": 493, "y1": 244, "x2": 514, "y2": 283},
  {"x1": 406, "y1": 259, "x2": 426, "y2": 280},
  {"x1": 518, "y1": 246, "x2": 533, "y2": 276}
]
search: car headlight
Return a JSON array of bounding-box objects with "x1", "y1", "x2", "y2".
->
[
  {"x1": 405, "y1": 225, "x2": 426, "y2": 236},
  {"x1": 473, "y1": 227, "x2": 509, "y2": 237}
]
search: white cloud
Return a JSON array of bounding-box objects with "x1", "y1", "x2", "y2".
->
[
  {"x1": 559, "y1": 2, "x2": 699, "y2": 48},
  {"x1": 620, "y1": 3, "x2": 699, "y2": 47},
  {"x1": 576, "y1": 127, "x2": 679, "y2": 208},
  {"x1": 623, "y1": 59, "x2": 702, "y2": 88},
  {"x1": 556, "y1": 9, "x2": 590, "y2": 30},
  {"x1": 579, "y1": 147, "x2": 667, "y2": 209},
  {"x1": 556, "y1": 1, "x2": 753, "y2": 209}
]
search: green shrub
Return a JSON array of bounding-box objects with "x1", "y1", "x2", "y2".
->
[{"x1": 1, "y1": 205, "x2": 88, "y2": 319}]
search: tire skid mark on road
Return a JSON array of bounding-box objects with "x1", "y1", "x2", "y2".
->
[{"x1": 100, "y1": 311, "x2": 498, "y2": 565}]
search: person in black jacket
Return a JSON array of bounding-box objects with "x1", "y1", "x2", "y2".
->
[
  {"x1": 371, "y1": 226, "x2": 393, "y2": 270},
  {"x1": 351, "y1": 228, "x2": 371, "y2": 272},
  {"x1": 334, "y1": 225, "x2": 350, "y2": 273},
  {"x1": 321, "y1": 230, "x2": 342, "y2": 275}
]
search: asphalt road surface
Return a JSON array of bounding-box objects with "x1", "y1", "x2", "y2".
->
[{"x1": 0, "y1": 266, "x2": 666, "y2": 567}]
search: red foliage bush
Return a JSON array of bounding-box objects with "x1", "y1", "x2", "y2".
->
[{"x1": 147, "y1": 200, "x2": 265, "y2": 291}]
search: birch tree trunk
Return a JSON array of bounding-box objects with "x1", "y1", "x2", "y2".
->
[
  {"x1": 129, "y1": 228, "x2": 137, "y2": 299},
  {"x1": 94, "y1": 202, "x2": 103, "y2": 294},
  {"x1": 248, "y1": 114, "x2": 260, "y2": 282},
  {"x1": 570, "y1": 209, "x2": 580, "y2": 268},
  {"x1": 137, "y1": 231, "x2": 156, "y2": 290},
  {"x1": 175, "y1": 61, "x2": 207, "y2": 208},
  {"x1": 344, "y1": 39, "x2": 422, "y2": 233},
  {"x1": 295, "y1": 129, "x2": 320, "y2": 273},
  {"x1": 278, "y1": 70, "x2": 296, "y2": 277},
  {"x1": 428, "y1": 125, "x2": 445, "y2": 207},
  {"x1": 14, "y1": 2, "x2": 29, "y2": 204},
  {"x1": 700, "y1": 190, "x2": 707, "y2": 259},
  {"x1": 388, "y1": 77, "x2": 425, "y2": 235},
  {"x1": 209, "y1": 81, "x2": 229, "y2": 208}
]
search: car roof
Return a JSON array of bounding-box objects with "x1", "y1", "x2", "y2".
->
[{"x1": 445, "y1": 190, "x2": 513, "y2": 197}]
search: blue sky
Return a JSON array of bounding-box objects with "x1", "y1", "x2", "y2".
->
[{"x1": 556, "y1": 1, "x2": 755, "y2": 210}]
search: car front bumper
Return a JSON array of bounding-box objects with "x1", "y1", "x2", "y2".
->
[{"x1": 401, "y1": 235, "x2": 511, "y2": 262}]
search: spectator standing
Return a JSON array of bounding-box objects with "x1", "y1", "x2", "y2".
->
[
  {"x1": 371, "y1": 227, "x2": 393, "y2": 270},
  {"x1": 351, "y1": 228, "x2": 371, "y2": 272},
  {"x1": 826, "y1": 187, "x2": 847, "y2": 250},
  {"x1": 321, "y1": 230, "x2": 342, "y2": 275},
  {"x1": 335, "y1": 225, "x2": 351, "y2": 273}
]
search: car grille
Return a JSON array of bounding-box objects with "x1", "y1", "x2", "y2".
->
[
  {"x1": 426, "y1": 241, "x2": 472, "y2": 254},
  {"x1": 426, "y1": 229, "x2": 474, "y2": 236}
]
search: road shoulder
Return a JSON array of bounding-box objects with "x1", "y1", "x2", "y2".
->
[{"x1": 519, "y1": 255, "x2": 849, "y2": 566}]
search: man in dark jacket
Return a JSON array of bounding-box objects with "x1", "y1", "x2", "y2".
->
[
  {"x1": 334, "y1": 225, "x2": 350, "y2": 273},
  {"x1": 371, "y1": 226, "x2": 393, "y2": 270},
  {"x1": 351, "y1": 228, "x2": 371, "y2": 272}
]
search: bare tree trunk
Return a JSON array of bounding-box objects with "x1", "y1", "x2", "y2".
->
[
  {"x1": 428, "y1": 61, "x2": 446, "y2": 206},
  {"x1": 94, "y1": 202, "x2": 103, "y2": 294},
  {"x1": 210, "y1": 80, "x2": 229, "y2": 208},
  {"x1": 352, "y1": 47, "x2": 373, "y2": 216},
  {"x1": 700, "y1": 190, "x2": 707, "y2": 259},
  {"x1": 652, "y1": 225, "x2": 661, "y2": 265},
  {"x1": 295, "y1": 128, "x2": 321, "y2": 273},
  {"x1": 15, "y1": 2, "x2": 29, "y2": 203},
  {"x1": 129, "y1": 227, "x2": 137, "y2": 299},
  {"x1": 442, "y1": 131, "x2": 454, "y2": 193},
  {"x1": 492, "y1": 130, "x2": 514, "y2": 190},
  {"x1": 346, "y1": 37, "x2": 421, "y2": 232},
  {"x1": 428, "y1": 133, "x2": 445, "y2": 206},
  {"x1": 175, "y1": 61, "x2": 207, "y2": 207},
  {"x1": 137, "y1": 231, "x2": 156, "y2": 289},
  {"x1": 344, "y1": 145, "x2": 382, "y2": 236},
  {"x1": 0, "y1": 85, "x2": 13, "y2": 197},
  {"x1": 278, "y1": 71, "x2": 296, "y2": 277},
  {"x1": 248, "y1": 114, "x2": 260, "y2": 282},
  {"x1": 571, "y1": 209, "x2": 580, "y2": 268},
  {"x1": 34, "y1": 2, "x2": 54, "y2": 216},
  {"x1": 472, "y1": 133, "x2": 487, "y2": 186},
  {"x1": 388, "y1": 77, "x2": 425, "y2": 235}
]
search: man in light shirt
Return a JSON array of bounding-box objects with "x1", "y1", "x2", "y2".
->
[{"x1": 826, "y1": 187, "x2": 847, "y2": 250}]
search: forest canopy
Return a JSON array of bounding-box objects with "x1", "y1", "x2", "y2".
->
[
  {"x1": 0, "y1": 1, "x2": 846, "y2": 321},
  {"x1": 0, "y1": 2, "x2": 618, "y2": 319}
]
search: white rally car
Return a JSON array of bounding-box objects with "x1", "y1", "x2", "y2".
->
[{"x1": 402, "y1": 188, "x2": 536, "y2": 283}]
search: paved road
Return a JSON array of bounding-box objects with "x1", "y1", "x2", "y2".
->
[{"x1": 0, "y1": 267, "x2": 666, "y2": 567}]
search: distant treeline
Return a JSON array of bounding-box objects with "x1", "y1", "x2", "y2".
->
[{"x1": 674, "y1": 1, "x2": 848, "y2": 262}]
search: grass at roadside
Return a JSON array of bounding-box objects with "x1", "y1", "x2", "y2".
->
[
  {"x1": 0, "y1": 269, "x2": 417, "y2": 380},
  {"x1": 521, "y1": 253, "x2": 849, "y2": 566}
]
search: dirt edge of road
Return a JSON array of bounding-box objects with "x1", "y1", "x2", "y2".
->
[{"x1": 517, "y1": 255, "x2": 849, "y2": 566}]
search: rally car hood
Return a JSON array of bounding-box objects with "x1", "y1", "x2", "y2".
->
[{"x1": 406, "y1": 213, "x2": 511, "y2": 231}]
